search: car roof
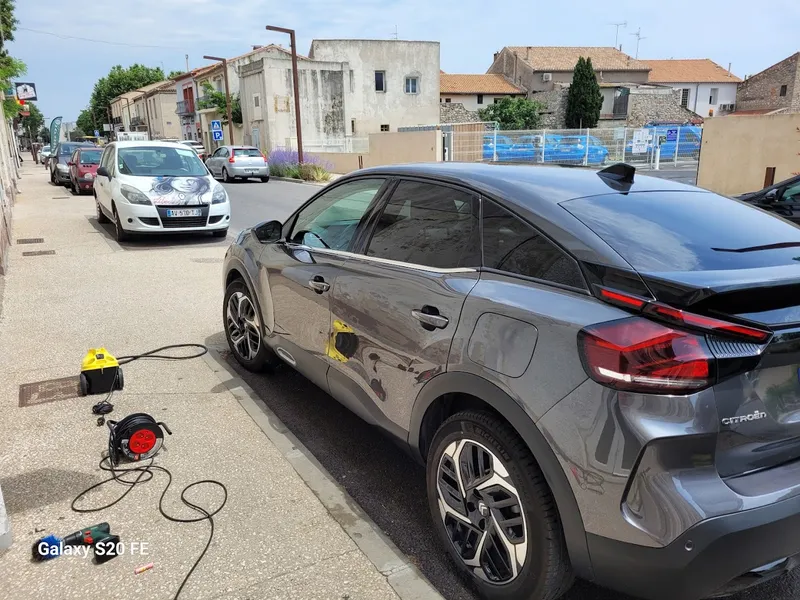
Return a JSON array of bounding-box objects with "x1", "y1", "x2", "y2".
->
[
  {"x1": 354, "y1": 162, "x2": 696, "y2": 206},
  {"x1": 112, "y1": 141, "x2": 191, "y2": 149}
]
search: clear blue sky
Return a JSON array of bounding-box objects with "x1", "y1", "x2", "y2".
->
[{"x1": 10, "y1": 0, "x2": 799, "y2": 124}]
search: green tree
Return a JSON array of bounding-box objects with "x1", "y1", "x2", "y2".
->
[
  {"x1": 565, "y1": 57, "x2": 603, "y2": 129},
  {"x1": 19, "y1": 100, "x2": 43, "y2": 135},
  {"x1": 478, "y1": 96, "x2": 543, "y2": 130},
  {"x1": 68, "y1": 126, "x2": 86, "y2": 141},
  {"x1": 168, "y1": 70, "x2": 184, "y2": 79},
  {"x1": 84, "y1": 64, "x2": 165, "y2": 132},
  {"x1": 76, "y1": 108, "x2": 96, "y2": 136},
  {"x1": 0, "y1": 0, "x2": 18, "y2": 55},
  {"x1": 38, "y1": 125, "x2": 50, "y2": 143},
  {"x1": 0, "y1": 54, "x2": 25, "y2": 118},
  {"x1": 197, "y1": 81, "x2": 243, "y2": 124}
]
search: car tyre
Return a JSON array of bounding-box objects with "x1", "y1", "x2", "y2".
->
[
  {"x1": 427, "y1": 410, "x2": 574, "y2": 600},
  {"x1": 222, "y1": 168, "x2": 232, "y2": 183},
  {"x1": 112, "y1": 206, "x2": 132, "y2": 242},
  {"x1": 96, "y1": 199, "x2": 109, "y2": 223},
  {"x1": 260, "y1": 176, "x2": 270, "y2": 183},
  {"x1": 223, "y1": 279, "x2": 280, "y2": 372},
  {"x1": 212, "y1": 228, "x2": 228, "y2": 238},
  {"x1": 71, "y1": 179, "x2": 80, "y2": 195}
]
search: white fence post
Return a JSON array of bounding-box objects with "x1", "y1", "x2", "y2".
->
[
  {"x1": 541, "y1": 129, "x2": 546, "y2": 163},
  {"x1": 674, "y1": 126, "x2": 680, "y2": 166},
  {"x1": 493, "y1": 127, "x2": 498, "y2": 162},
  {"x1": 621, "y1": 128, "x2": 627, "y2": 163},
  {"x1": 583, "y1": 128, "x2": 590, "y2": 166}
]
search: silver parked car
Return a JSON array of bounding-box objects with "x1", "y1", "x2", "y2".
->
[
  {"x1": 223, "y1": 162, "x2": 800, "y2": 600},
  {"x1": 206, "y1": 146, "x2": 269, "y2": 183}
]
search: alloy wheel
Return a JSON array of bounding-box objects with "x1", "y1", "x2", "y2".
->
[
  {"x1": 226, "y1": 291, "x2": 261, "y2": 360},
  {"x1": 436, "y1": 439, "x2": 528, "y2": 585}
]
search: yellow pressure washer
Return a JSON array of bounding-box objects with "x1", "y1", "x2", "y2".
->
[{"x1": 78, "y1": 348, "x2": 124, "y2": 396}]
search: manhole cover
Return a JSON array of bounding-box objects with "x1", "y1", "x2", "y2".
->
[
  {"x1": 19, "y1": 376, "x2": 81, "y2": 407},
  {"x1": 22, "y1": 250, "x2": 55, "y2": 257},
  {"x1": 17, "y1": 238, "x2": 44, "y2": 244},
  {"x1": 191, "y1": 258, "x2": 224, "y2": 264}
]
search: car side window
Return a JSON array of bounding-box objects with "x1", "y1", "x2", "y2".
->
[
  {"x1": 482, "y1": 199, "x2": 585, "y2": 289},
  {"x1": 71, "y1": 150, "x2": 79, "y2": 164},
  {"x1": 781, "y1": 183, "x2": 800, "y2": 203},
  {"x1": 289, "y1": 178, "x2": 385, "y2": 251},
  {"x1": 366, "y1": 180, "x2": 480, "y2": 269},
  {"x1": 100, "y1": 146, "x2": 115, "y2": 176}
]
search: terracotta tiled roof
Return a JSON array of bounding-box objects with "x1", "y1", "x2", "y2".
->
[
  {"x1": 441, "y1": 74, "x2": 523, "y2": 94},
  {"x1": 642, "y1": 59, "x2": 741, "y2": 83},
  {"x1": 506, "y1": 46, "x2": 650, "y2": 72}
]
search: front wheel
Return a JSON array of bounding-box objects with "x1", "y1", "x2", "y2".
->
[
  {"x1": 96, "y1": 199, "x2": 109, "y2": 223},
  {"x1": 223, "y1": 279, "x2": 280, "y2": 372},
  {"x1": 113, "y1": 206, "x2": 132, "y2": 242},
  {"x1": 427, "y1": 410, "x2": 574, "y2": 600}
]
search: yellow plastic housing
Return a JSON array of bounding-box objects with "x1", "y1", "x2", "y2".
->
[{"x1": 81, "y1": 348, "x2": 120, "y2": 372}]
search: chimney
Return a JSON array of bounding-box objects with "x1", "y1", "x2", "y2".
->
[
  {"x1": 253, "y1": 45, "x2": 263, "y2": 50},
  {"x1": 493, "y1": 51, "x2": 499, "y2": 63},
  {"x1": 727, "y1": 62, "x2": 732, "y2": 77}
]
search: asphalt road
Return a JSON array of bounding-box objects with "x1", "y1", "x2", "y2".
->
[{"x1": 221, "y1": 176, "x2": 799, "y2": 600}]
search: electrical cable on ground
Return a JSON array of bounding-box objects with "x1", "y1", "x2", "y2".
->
[{"x1": 77, "y1": 343, "x2": 224, "y2": 599}]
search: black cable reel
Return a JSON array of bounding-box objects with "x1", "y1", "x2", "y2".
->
[{"x1": 107, "y1": 413, "x2": 171, "y2": 466}]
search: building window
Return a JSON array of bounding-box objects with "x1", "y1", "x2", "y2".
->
[
  {"x1": 477, "y1": 94, "x2": 484, "y2": 105},
  {"x1": 404, "y1": 76, "x2": 419, "y2": 94},
  {"x1": 445, "y1": 98, "x2": 451, "y2": 103},
  {"x1": 709, "y1": 88, "x2": 719, "y2": 105},
  {"x1": 680, "y1": 88, "x2": 690, "y2": 108},
  {"x1": 349, "y1": 70, "x2": 354, "y2": 93},
  {"x1": 780, "y1": 85, "x2": 788, "y2": 97},
  {"x1": 351, "y1": 119, "x2": 356, "y2": 134},
  {"x1": 375, "y1": 71, "x2": 386, "y2": 92},
  {"x1": 380, "y1": 124, "x2": 390, "y2": 132},
  {"x1": 254, "y1": 94, "x2": 260, "y2": 107}
]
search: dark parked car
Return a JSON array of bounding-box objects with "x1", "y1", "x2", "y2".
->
[
  {"x1": 737, "y1": 174, "x2": 800, "y2": 223},
  {"x1": 50, "y1": 141, "x2": 96, "y2": 186},
  {"x1": 224, "y1": 162, "x2": 800, "y2": 600}
]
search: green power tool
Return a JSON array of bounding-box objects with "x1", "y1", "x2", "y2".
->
[{"x1": 32, "y1": 522, "x2": 112, "y2": 561}]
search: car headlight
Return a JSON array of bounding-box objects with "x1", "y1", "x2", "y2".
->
[
  {"x1": 56, "y1": 163, "x2": 68, "y2": 172},
  {"x1": 212, "y1": 184, "x2": 228, "y2": 204},
  {"x1": 84, "y1": 172, "x2": 95, "y2": 180},
  {"x1": 120, "y1": 184, "x2": 152, "y2": 205}
]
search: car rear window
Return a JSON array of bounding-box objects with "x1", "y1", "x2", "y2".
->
[
  {"x1": 80, "y1": 150, "x2": 102, "y2": 164},
  {"x1": 233, "y1": 148, "x2": 262, "y2": 157},
  {"x1": 562, "y1": 191, "x2": 800, "y2": 272}
]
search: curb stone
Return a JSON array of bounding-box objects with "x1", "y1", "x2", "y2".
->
[
  {"x1": 201, "y1": 348, "x2": 445, "y2": 600},
  {"x1": 269, "y1": 176, "x2": 328, "y2": 187}
]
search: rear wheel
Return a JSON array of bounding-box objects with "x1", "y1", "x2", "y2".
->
[
  {"x1": 260, "y1": 176, "x2": 270, "y2": 183},
  {"x1": 427, "y1": 410, "x2": 574, "y2": 600},
  {"x1": 223, "y1": 279, "x2": 280, "y2": 372},
  {"x1": 222, "y1": 168, "x2": 232, "y2": 183}
]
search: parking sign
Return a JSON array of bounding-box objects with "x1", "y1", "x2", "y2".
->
[
  {"x1": 666, "y1": 128, "x2": 678, "y2": 142},
  {"x1": 94, "y1": 130, "x2": 100, "y2": 137},
  {"x1": 211, "y1": 120, "x2": 222, "y2": 131},
  {"x1": 213, "y1": 130, "x2": 224, "y2": 141}
]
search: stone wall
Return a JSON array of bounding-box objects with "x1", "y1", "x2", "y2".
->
[
  {"x1": 440, "y1": 102, "x2": 479, "y2": 124},
  {"x1": 736, "y1": 53, "x2": 800, "y2": 113},
  {"x1": 627, "y1": 88, "x2": 701, "y2": 127},
  {"x1": 532, "y1": 87, "x2": 568, "y2": 128},
  {"x1": 0, "y1": 107, "x2": 19, "y2": 276}
]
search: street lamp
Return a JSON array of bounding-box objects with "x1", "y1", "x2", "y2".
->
[
  {"x1": 266, "y1": 25, "x2": 303, "y2": 164},
  {"x1": 203, "y1": 55, "x2": 235, "y2": 145}
]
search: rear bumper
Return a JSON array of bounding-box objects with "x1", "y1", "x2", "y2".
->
[
  {"x1": 588, "y1": 491, "x2": 800, "y2": 599},
  {"x1": 228, "y1": 165, "x2": 269, "y2": 178}
]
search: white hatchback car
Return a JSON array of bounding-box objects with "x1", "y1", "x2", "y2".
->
[{"x1": 94, "y1": 141, "x2": 231, "y2": 242}]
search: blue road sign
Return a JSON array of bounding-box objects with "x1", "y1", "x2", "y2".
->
[
  {"x1": 211, "y1": 120, "x2": 222, "y2": 131},
  {"x1": 94, "y1": 130, "x2": 100, "y2": 137},
  {"x1": 213, "y1": 130, "x2": 224, "y2": 141},
  {"x1": 666, "y1": 128, "x2": 678, "y2": 142}
]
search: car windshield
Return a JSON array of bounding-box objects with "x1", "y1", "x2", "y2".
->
[
  {"x1": 233, "y1": 148, "x2": 262, "y2": 157},
  {"x1": 117, "y1": 146, "x2": 208, "y2": 177},
  {"x1": 60, "y1": 144, "x2": 81, "y2": 155},
  {"x1": 80, "y1": 150, "x2": 102, "y2": 165}
]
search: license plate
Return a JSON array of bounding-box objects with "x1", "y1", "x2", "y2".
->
[
  {"x1": 245, "y1": 169, "x2": 258, "y2": 173},
  {"x1": 166, "y1": 209, "x2": 202, "y2": 217}
]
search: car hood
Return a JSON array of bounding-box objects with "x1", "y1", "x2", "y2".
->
[{"x1": 118, "y1": 174, "x2": 216, "y2": 206}]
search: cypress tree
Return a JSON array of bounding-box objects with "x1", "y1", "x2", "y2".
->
[{"x1": 565, "y1": 57, "x2": 603, "y2": 129}]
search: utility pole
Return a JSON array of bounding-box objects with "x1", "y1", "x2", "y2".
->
[
  {"x1": 630, "y1": 28, "x2": 646, "y2": 59},
  {"x1": 611, "y1": 21, "x2": 627, "y2": 48},
  {"x1": 204, "y1": 55, "x2": 235, "y2": 145},
  {"x1": 106, "y1": 106, "x2": 114, "y2": 141},
  {"x1": 185, "y1": 54, "x2": 190, "y2": 72},
  {"x1": 266, "y1": 25, "x2": 303, "y2": 164}
]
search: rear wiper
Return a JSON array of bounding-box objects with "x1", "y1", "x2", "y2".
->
[{"x1": 712, "y1": 242, "x2": 800, "y2": 253}]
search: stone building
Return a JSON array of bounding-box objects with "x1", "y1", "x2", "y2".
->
[
  {"x1": 735, "y1": 52, "x2": 800, "y2": 114},
  {"x1": 440, "y1": 73, "x2": 523, "y2": 111}
]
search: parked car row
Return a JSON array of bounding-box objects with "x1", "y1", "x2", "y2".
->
[{"x1": 483, "y1": 133, "x2": 609, "y2": 165}]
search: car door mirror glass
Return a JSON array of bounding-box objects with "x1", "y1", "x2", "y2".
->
[
  {"x1": 97, "y1": 166, "x2": 110, "y2": 178},
  {"x1": 253, "y1": 220, "x2": 283, "y2": 243}
]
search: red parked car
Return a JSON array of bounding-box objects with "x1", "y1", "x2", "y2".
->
[{"x1": 68, "y1": 147, "x2": 103, "y2": 195}]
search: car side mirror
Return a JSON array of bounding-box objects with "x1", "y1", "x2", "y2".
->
[
  {"x1": 253, "y1": 220, "x2": 283, "y2": 244},
  {"x1": 67, "y1": 161, "x2": 75, "y2": 166},
  {"x1": 96, "y1": 166, "x2": 110, "y2": 179},
  {"x1": 764, "y1": 189, "x2": 779, "y2": 203}
]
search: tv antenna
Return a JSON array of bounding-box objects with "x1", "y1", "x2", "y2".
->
[
  {"x1": 391, "y1": 25, "x2": 398, "y2": 40},
  {"x1": 630, "y1": 28, "x2": 646, "y2": 59},
  {"x1": 611, "y1": 21, "x2": 627, "y2": 48}
]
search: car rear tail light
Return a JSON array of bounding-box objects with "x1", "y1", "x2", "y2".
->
[
  {"x1": 597, "y1": 287, "x2": 770, "y2": 343},
  {"x1": 261, "y1": 152, "x2": 267, "y2": 163},
  {"x1": 228, "y1": 154, "x2": 235, "y2": 163},
  {"x1": 578, "y1": 317, "x2": 715, "y2": 393}
]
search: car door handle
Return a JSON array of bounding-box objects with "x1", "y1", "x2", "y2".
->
[
  {"x1": 308, "y1": 276, "x2": 330, "y2": 294},
  {"x1": 412, "y1": 308, "x2": 449, "y2": 330}
]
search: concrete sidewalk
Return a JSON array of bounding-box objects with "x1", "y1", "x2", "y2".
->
[{"x1": 0, "y1": 163, "x2": 441, "y2": 600}]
